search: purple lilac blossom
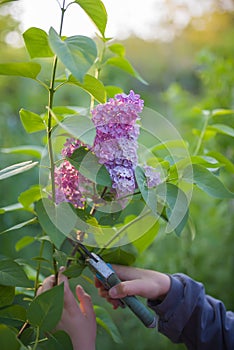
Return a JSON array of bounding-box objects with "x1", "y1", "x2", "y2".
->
[
  {"x1": 53, "y1": 90, "x2": 161, "y2": 208},
  {"x1": 143, "y1": 165, "x2": 161, "y2": 188},
  {"x1": 91, "y1": 90, "x2": 144, "y2": 198}
]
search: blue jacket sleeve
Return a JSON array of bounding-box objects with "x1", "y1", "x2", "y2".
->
[{"x1": 147, "y1": 273, "x2": 234, "y2": 350}]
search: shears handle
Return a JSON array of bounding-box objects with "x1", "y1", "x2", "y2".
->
[{"x1": 107, "y1": 272, "x2": 156, "y2": 328}]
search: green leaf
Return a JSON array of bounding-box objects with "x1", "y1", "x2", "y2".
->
[
  {"x1": 156, "y1": 183, "x2": 189, "y2": 235},
  {"x1": 105, "y1": 85, "x2": 123, "y2": 98},
  {"x1": 97, "y1": 198, "x2": 144, "y2": 227},
  {"x1": 19, "y1": 108, "x2": 46, "y2": 133},
  {"x1": 48, "y1": 28, "x2": 97, "y2": 81},
  {"x1": 23, "y1": 27, "x2": 54, "y2": 58},
  {"x1": 18, "y1": 185, "x2": 42, "y2": 208},
  {"x1": 113, "y1": 212, "x2": 159, "y2": 247},
  {"x1": 1, "y1": 145, "x2": 44, "y2": 158},
  {"x1": 133, "y1": 220, "x2": 160, "y2": 253},
  {"x1": 0, "y1": 304, "x2": 26, "y2": 322},
  {"x1": 151, "y1": 139, "x2": 188, "y2": 154},
  {"x1": 108, "y1": 43, "x2": 125, "y2": 57},
  {"x1": 36, "y1": 199, "x2": 72, "y2": 248},
  {"x1": 63, "y1": 264, "x2": 85, "y2": 279},
  {"x1": 68, "y1": 146, "x2": 112, "y2": 187},
  {"x1": 169, "y1": 155, "x2": 223, "y2": 181},
  {"x1": 0, "y1": 286, "x2": 15, "y2": 307},
  {"x1": 51, "y1": 106, "x2": 80, "y2": 116},
  {"x1": 211, "y1": 108, "x2": 234, "y2": 117},
  {"x1": 15, "y1": 236, "x2": 35, "y2": 252},
  {"x1": 0, "y1": 161, "x2": 38, "y2": 180},
  {"x1": 106, "y1": 56, "x2": 148, "y2": 85},
  {"x1": 75, "y1": 0, "x2": 107, "y2": 37},
  {"x1": 0, "y1": 324, "x2": 21, "y2": 350},
  {"x1": 16, "y1": 327, "x2": 35, "y2": 348},
  {"x1": 68, "y1": 74, "x2": 106, "y2": 103},
  {"x1": 0, "y1": 62, "x2": 41, "y2": 79},
  {"x1": 191, "y1": 155, "x2": 223, "y2": 168},
  {"x1": 0, "y1": 260, "x2": 31, "y2": 287},
  {"x1": 184, "y1": 164, "x2": 234, "y2": 198},
  {"x1": 101, "y1": 246, "x2": 137, "y2": 266},
  {"x1": 0, "y1": 203, "x2": 23, "y2": 215},
  {"x1": 35, "y1": 200, "x2": 65, "y2": 248},
  {"x1": 55, "y1": 114, "x2": 96, "y2": 146},
  {"x1": 1, "y1": 217, "x2": 37, "y2": 234},
  {"x1": 38, "y1": 330, "x2": 73, "y2": 350},
  {"x1": 94, "y1": 305, "x2": 122, "y2": 343},
  {"x1": 27, "y1": 283, "x2": 64, "y2": 332},
  {"x1": 208, "y1": 123, "x2": 234, "y2": 137},
  {"x1": 192, "y1": 128, "x2": 216, "y2": 141},
  {"x1": 0, "y1": 0, "x2": 19, "y2": 3},
  {"x1": 53, "y1": 250, "x2": 68, "y2": 267},
  {"x1": 135, "y1": 166, "x2": 157, "y2": 216},
  {"x1": 207, "y1": 151, "x2": 234, "y2": 173}
]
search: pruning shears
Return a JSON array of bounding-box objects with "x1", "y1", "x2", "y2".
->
[{"x1": 77, "y1": 242, "x2": 157, "y2": 328}]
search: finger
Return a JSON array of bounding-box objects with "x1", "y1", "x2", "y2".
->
[
  {"x1": 37, "y1": 275, "x2": 55, "y2": 294},
  {"x1": 76, "y1": 285, "x2": 95, "y2": 318},
  {"x1": 98, "y1": 287, "x2": 109, "y2": 297},
  {"x1": 94, "y1": 277, "x2": 103, "y2": 288},
  {"x1": 109, "y1": 279, "x2": 149, "y2": 299},
  {"x1": 107, "y1": 297, "x2": 123, "y2": 309},
  {"x1": 36, "y1": 285, "x2": 43, "y2": 296},
  {"x1": 57, "y1": 270, "x2": 80, "y2": 312},
  {"x1": 58, "y1": 271, "x2": 69, "y2": 287},
  {"x1": 111, "y1": 265, "x2": 145, "y2": 281},
  {"x1": 58, "y1": 272, "x2": 72, "y2": 297}
]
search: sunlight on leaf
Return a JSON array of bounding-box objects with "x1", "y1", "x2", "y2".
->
[
  {"x1": 74, "y1": 0, "x2": 107, "y2": 37},
  {"x1": 0, "y1": 62, "x2": 41, "y2": 79},
  {"x1": 23, "y1": 27, "x2": 54, "y2": 58},
  {"x1": 68, "y1": 74, "x2": 106, "y2": 103},
  {"x1": 19, "y1": 109, "x2": 46, "y2": 133},
  {"x1": 106, "y1": 56, "x2": 148, "y2": 85},
  {"x1": 1, "y1": 145, "x2": 44, "y2": 158},
  {"x1": 0, "y1": 161, "x2": 38, "y2": 180}
]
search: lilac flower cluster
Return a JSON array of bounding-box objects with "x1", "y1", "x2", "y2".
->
[
  {"x1": 53, "y1": 91, "x2": 161, "y2": 208},
  {"x1": 54, "y1": 138, "x2": 92, "y2": 208},
  {"x1": 91, "y1": 90, "x2": 143, "y2": 198},
  {"x1": 54, "y1": 160, "x2": 85, "y2": 208}
]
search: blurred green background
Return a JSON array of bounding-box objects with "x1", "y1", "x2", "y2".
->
[{"x1": 0, "y1": 1, "x2": 234, "y2": 349}]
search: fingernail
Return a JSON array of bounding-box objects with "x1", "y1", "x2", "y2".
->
[
  {"x1": 109, "y1": 287, "x2": 117, "y2": 298},
  {"x1": 59, "y1": 266, "x2": 65, "y2": 272}
]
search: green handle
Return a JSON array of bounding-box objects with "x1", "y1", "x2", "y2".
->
[{"x1": 107, "y1": 273, "x2": 156, "y2": 328}]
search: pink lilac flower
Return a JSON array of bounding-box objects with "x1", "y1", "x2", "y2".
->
[
  {"x1": 54, "y1": 160, "x2": 85, "y2": 208},
  {"x1": 91, "y1": 90, "x2": 144, "y2": 198},
  {"x1": 54, "y1": 138, "x2": 92, "y2": 208},
  {"x1": 61, "y1": 137, "x2": 83, "y2": 157}
]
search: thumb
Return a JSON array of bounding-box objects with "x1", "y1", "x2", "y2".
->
[{"x1": 109, "y1": 279, "x2": 146, "y2": 299}]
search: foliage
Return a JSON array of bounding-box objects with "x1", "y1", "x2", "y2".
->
[{"x1": 0, "y1": 1, "x2": 234, "y2": 349}]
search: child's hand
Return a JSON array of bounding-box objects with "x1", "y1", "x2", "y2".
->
[
  {"x1": 95, "y1": 264, "x2": 171, "y2": 309},
  {"x1": 37, "y1": 269, "x2": 96, "y2": 350}
]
